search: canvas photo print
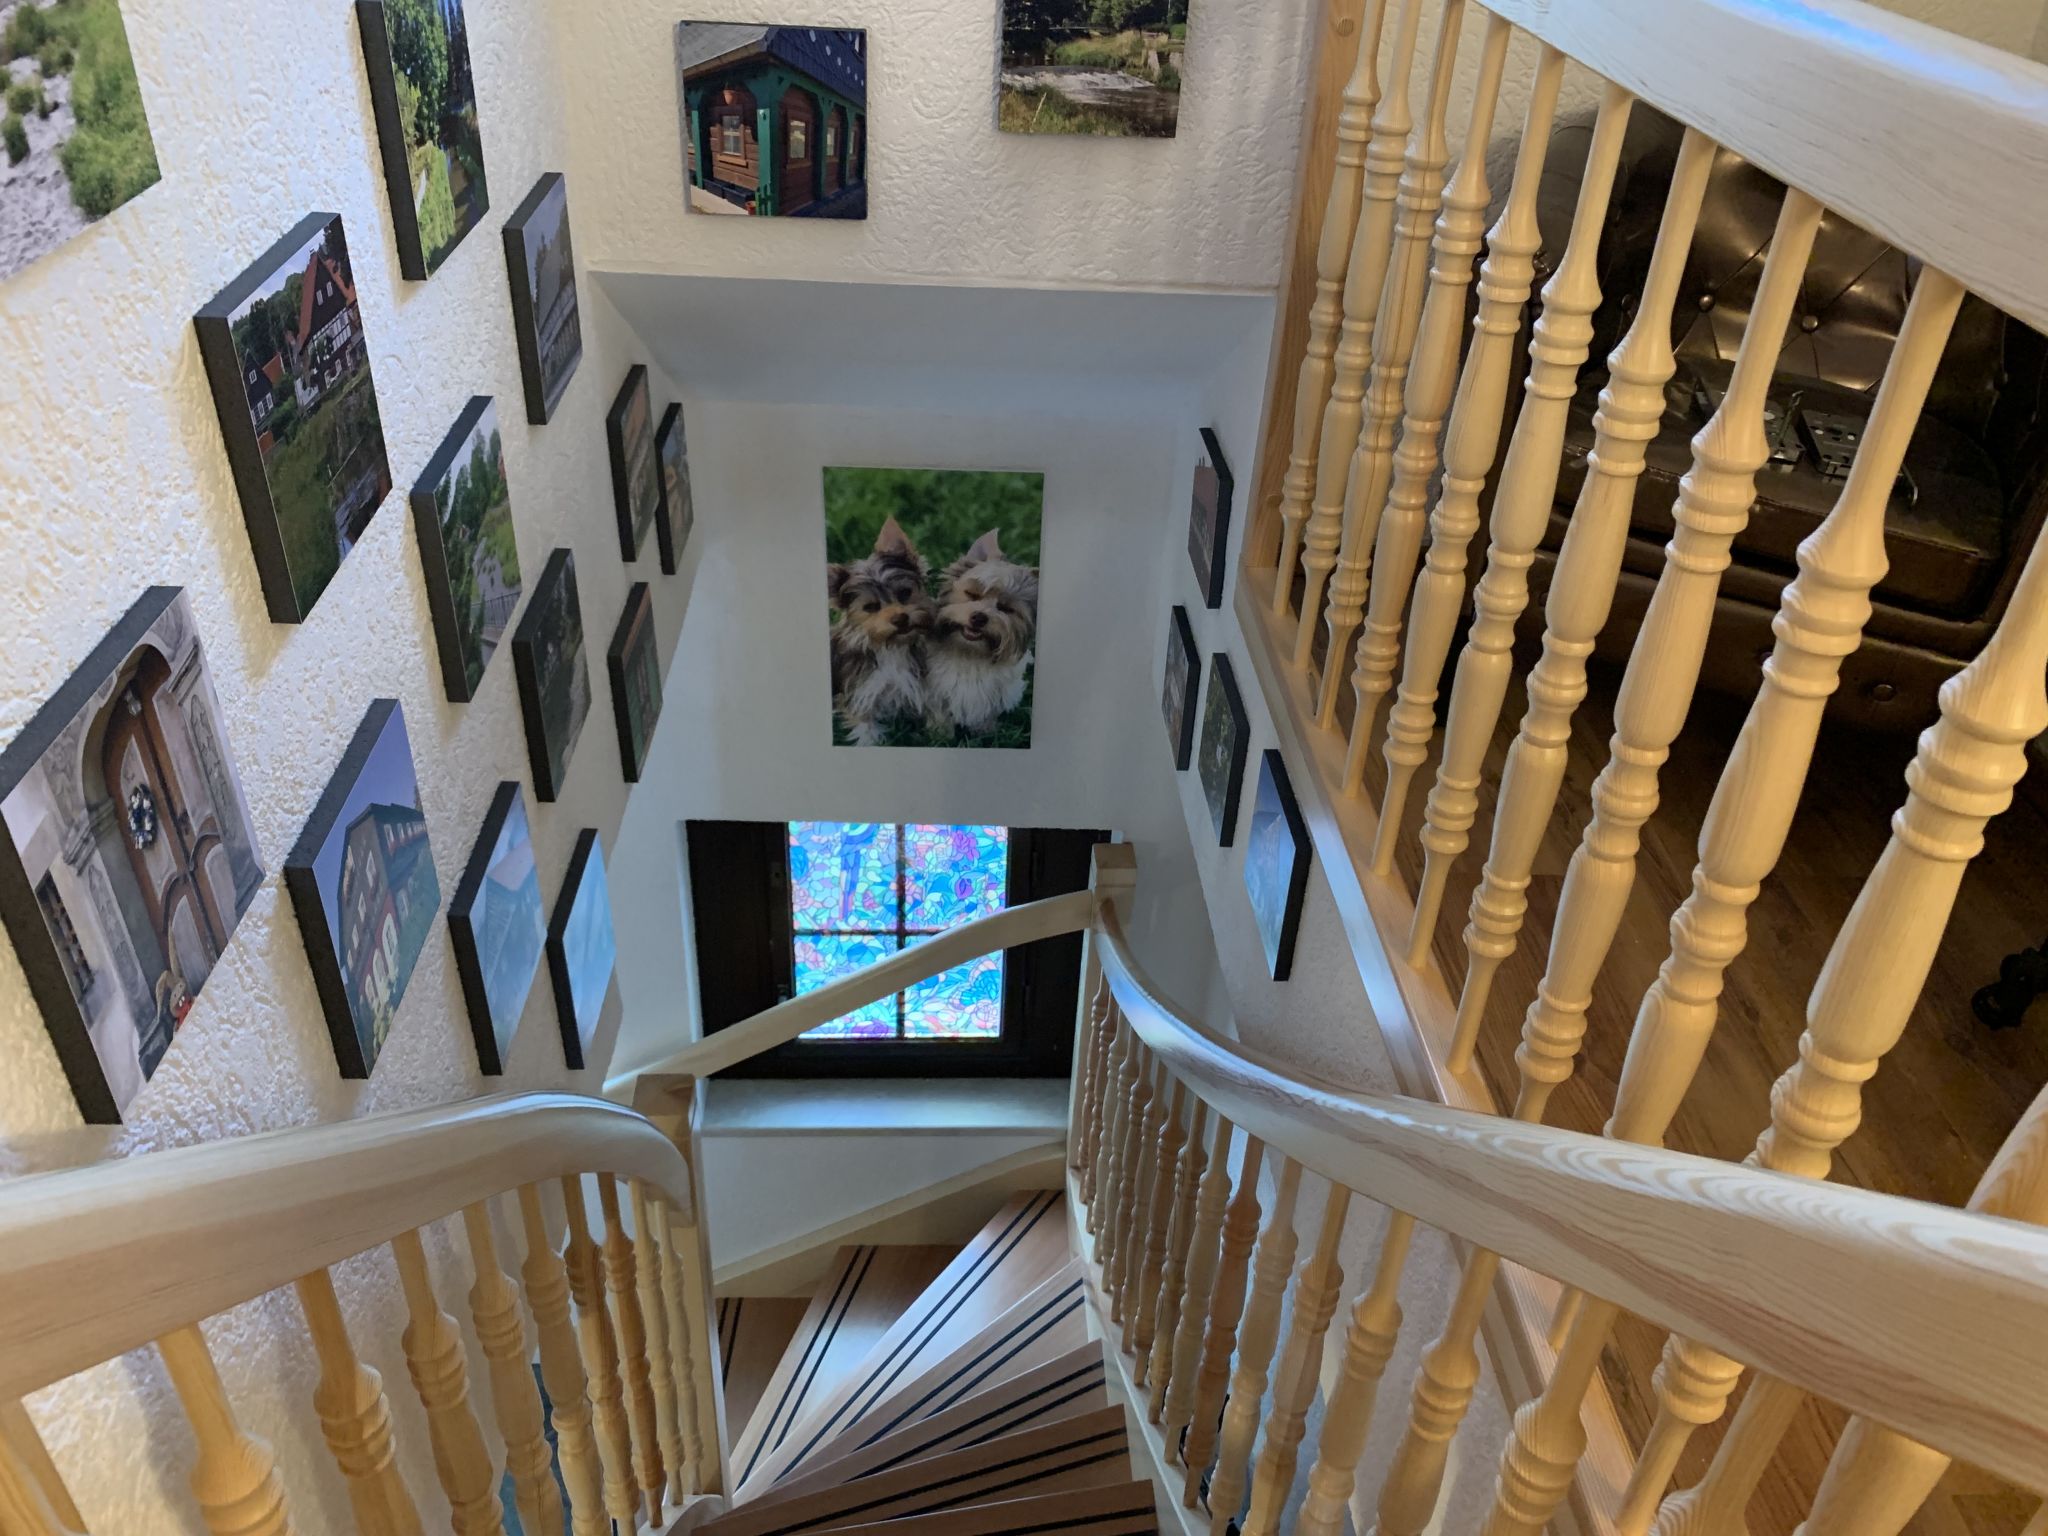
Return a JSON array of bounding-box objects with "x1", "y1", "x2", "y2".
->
[
  {"x1": 656, "y1": 401, "x2": 693, "y2": 576},
  {"x1": 823, "y1": 466, "x2": 1043, "y2": 750},
  {"x1": 607, "y1": 582, "x2": 661, "y2": 783},
  {"x1": 195, "y1": 212, "x2": 392, "y2": 624},
  {"x1": 503, "y1": 171, "x2": 582, "y2": 424},
  {"x1": 0, "y1": 0, "x2": 161, "y2": 282},
  {"x1": 1162, "y1": 604, "x2": 1198, "y2": 772},
  {"x1": 1198, "y1": 651, "x2": 1248, "y2": 846},
  {"x1": 548, "y1": 828, "x2": 615, "y2": 1068},
  {"x1": 608, "y1": 364, "x2": 664, "y2": 563},
  {"x1": 449, "y1": 780, "x2": 546, "y2": 1074},
  {"x1": 999, "y1": 0, "x2": 1184, "y2": 137},
  {"x1": 677, "y1": 23, "x2": 867, "y2": 219},
  {"x1": 284, "y1": 699, "x2": 441, "y2": 1078},
  {"x1": 411, "y1": 395, "x2": 520, "y2": 703},
  {"x1": 0, "y1": 588, "x2": 264, "y2": 1122},
  {"x1": 357, "y1": 0, "x2": 489, "y2": 280},
  {"x1": 1244, "y1": 750, "x2": 1309, "y2": 981},
  {"x1": 512, "y1": 548, "x2": 592, "y2": 802},
  {"x1": 1188, "y1": 425, "x2": 1233, "y2": 608}
]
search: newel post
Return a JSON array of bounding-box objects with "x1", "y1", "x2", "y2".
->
[{"x1": 1070, "y1": 843, "x2": 1139, "y2": 1158}]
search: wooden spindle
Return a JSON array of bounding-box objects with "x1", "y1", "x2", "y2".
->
[
  {"x1": 1297, "y1": 1210, "x2": 1417, "y2": 1536},
  {"x1": 1106, "y1": 1048, "x2": 1158, "y2": 1324},
  {"x1": 597, "y1": 1173, "x2": 667, "y2": 1512},
  {"x1": 1180, "y1": 1135, "x2": 1265, "y2": 1490},
  {"x1": 561, "y1": 1177, "x2": 642, "y2": 1533},
  {"x1": 629, "y1": 1181, "x2": 685, "y2": 1509},
  {"x1": 1159, "y1": 1116, "x2": 1236, "y2": 1438},
  {"x1": 1204, "y1": 1157, "x2": 1305, "y2": 1536},
  {"x1": 1408, "y1": 82, "x2": 1633, "y2": 957},
  {"x1": 1090, "y1": 1021, "x2": 1135, "y2": 1243},
  {"x1": 0, "y1": 1402, "x2": 82, "y2": 1536},
  {"x1": 1273, "y1": 0, "x2": 1392, "y2": 611},
  {"x1": 1075, "y1": 981, "x2": 1113, "y2": 1186},
  {"x1": 670, "y1": 1207, "x2": 722, "y2": 1497},
  {"x1": 1117, "y1": 1059, "x2": 1170, "y2": 1337},
  {"x1": 1373, "y1": 45, "x2": 1565, "y2": 875},
  {"x1": 650, "y1": 1195, "x2": 705, "y2": 1498},
  {"x1": 157, "y1": 1323, "x2": 295, "y2": 1536},
  {"x1": 1370, "y1": 1240, "x2": 1500, "y2": 1536},
  {"x1": 516, "y1": 1184, "x2": 609, "y2": 1535},
  {"x1": 1343, "y1": 10, "x2": 1512, "y2": 786},
  {"x1": 1314, "y1": 0, "x2": 1467, "y2": 727},
  {"x1": 1129, "y1": 1078, "x2": 1188, "y2": 1364},
  {"x1": 1145, "y1": 1098, "x2": 1210, "y2": 1400},
  {"x1": 293, "y1": 1268, "x2": 424, "y2": 1536},
  {"x1": 1293, "y1": 0, "x2": 1425, "y2": 668},
  {"x1": 1476, "y1": 1296, "x2": 1623, "y2": 1536},
  {"x1": 457, "y1": 1203, "x2": 563, "y2": 1536},
  {"x1": 1242, "y1": 1184, "x2": 1351, "y2": 1536},
  {"x1": 392, "y1": 1228, "x2": 508, "y2": 1536}
]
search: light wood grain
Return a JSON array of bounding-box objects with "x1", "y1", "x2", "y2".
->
[
  {"x1": 628, "y1": 1182, "x2": 686, "y2": 1507},
  {"x1": 517, "y1": 1184, "x2": 609, "y2": 1536},
  {"x1": 1142, "y1": 1097, "x2": 1207, "y2": 1401},
  {"x1": 811, "y1": 1478, "x2": 1161, "y2": 1536},
  {"x1": 461, "y1": 1202, "x2": 562, "y2": 1536},
  {"x1": 293, "y1": 1268, "x2": 423, "y2": 1536},
  {"x1": 157, "y1": 1323, "x2": 294, "y2": 1536},
  {"x1": 561, "y1": 1178, "x2": 641, "y2": 1532},
  {"x1": 392, "y1": 1228, "x2": 506, "y2": 1536},
  {"x1": 1243, "y1": 1182, "x2": 1350, "y2": 1536},
  {"x1": 0, "y1": 1402, "x2": 81, "y2": 1536},
  {"x1": 596, "y1": 1174, "x2": 666, "y2": 1512},
  {"x1": 1179, "y1": 1135, "x2": 1264, "y2": 1490},
  {"x1": 1158, "y1": 1115, "x2": 1234, "y2": 1445},
  {"x1": 1205, "y1": 1156, "x2": 1303, "y2": 1535}
]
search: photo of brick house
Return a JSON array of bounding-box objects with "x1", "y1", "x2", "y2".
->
[{"x1": 676, "y1": 23, "x2": 868, "y2": 220}]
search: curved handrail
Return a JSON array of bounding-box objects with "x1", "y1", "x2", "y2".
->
[
  {"x1": 1094, "y1": 906, "x2": 2048, "y2": 1489},
  {"x1": 0, "y1": 1092, "x2": 691, "y2": 1401},
  {"x1": 619, "y1": 889, "x2": 1099, "y2": 1085}
]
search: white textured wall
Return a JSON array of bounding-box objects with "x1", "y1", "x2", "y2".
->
[{"x1": 0, "y1": 0, "x2": 684, "y2": 1529}]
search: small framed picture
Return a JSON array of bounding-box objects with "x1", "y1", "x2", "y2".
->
[
  {"x1": 608, "y1": 583, "x2": 662, "y2": 783},
  {"x1": 549, "y1": 828, "x2": 616, "y2": 1068},
  {"x1": 448, "y1": 782, "x2": 548, "y2": 1074},
  {"x1": 411, "y1": 396, "x2": 522, "y2": 703},
  {"x1": 608, "y1": 365, "x2": 665, "y2": 563},
  {"x1": 284, "y1": 700, "x2": 440, "y2": 1078},
  {"x1": 503, "y1": 172, "x2": 584, "y2": 425},
  {"x1": 1162, "y1": 605, "x2": 1200, "y2": 771},
  {"x1": 677, "y1": 23, "x2": 868, "y2": 219},
  {"x1": 512, "y1": 550, "x2": 593, "y2": 803},
  {"x1": 655, "y1": 402, "x2": 694, "y2": 576},
  {"x1": 1197, "y1": 653, "x2": 1249, "y2": 846},
  {"x1": 356, "y1": 0, "x2": 491, "y2": 280},
  {"x1": 1188, "y1": 427, "x2": 1234, "y2": 610},
  {"x1": 1244, "y1": 751, "x2": 1310, "y2": 980}
]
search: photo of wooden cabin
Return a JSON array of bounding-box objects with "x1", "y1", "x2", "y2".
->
[{"x1": 675, "y1": 23, "x2": 868, "y2": 220}]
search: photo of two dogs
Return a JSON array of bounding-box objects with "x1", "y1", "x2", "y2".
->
[{"x1": 824, "y1": 467, "x2": 1043, "y2": 749}]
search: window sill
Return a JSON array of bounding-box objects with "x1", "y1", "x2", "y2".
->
[{"x1": 699, "y1": 1076, "x2": 1069, "y2": 1138}]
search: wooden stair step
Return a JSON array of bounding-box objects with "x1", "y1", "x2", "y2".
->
[
  {"x1": 718, "y1": 1295, "x2": 811, "y2": 1443},
  {"x1": 740, "y1": 1190, "x2": 1071, "y2": 1495},
  {"x1": 807, "y1": 1481, "x2": 1160, "y2": 1536},
  {"x1": 702, "y1": 1405, "x2": 1133, "y2": 1536},
  {"x1": 730, "y1": 1244, "x2": 957, "y2": 1490}
]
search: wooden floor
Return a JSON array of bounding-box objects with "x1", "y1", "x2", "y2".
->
[{"x1": 1343, "y1": 638, "x2": 2048, "y2": 1536}]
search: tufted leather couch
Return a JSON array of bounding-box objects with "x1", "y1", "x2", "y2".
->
[{"x1": 1502, "y1": 106, "x2": 2048, "y2": 734}]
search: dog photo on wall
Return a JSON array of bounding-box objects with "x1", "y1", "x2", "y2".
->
[{"x1": 822, "y1": 466, "x2": 1044, "y2": 749}]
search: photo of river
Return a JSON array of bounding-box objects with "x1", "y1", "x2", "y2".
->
[{"x1": 998, "y1": 0, "x2": 1184, "y2": 138}]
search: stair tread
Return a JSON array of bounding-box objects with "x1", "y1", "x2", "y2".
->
[
  {"x1": 801, "y1": 1480, "x2": 1160, "y2": 1536},
  {"x1": 731, "y1": 1244, "x2": 958, "y2": 1490},
  {"x1": 719, "y1": 1295, "x2": 812, "y2": 1442}
]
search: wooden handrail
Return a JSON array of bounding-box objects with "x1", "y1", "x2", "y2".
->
[
  {"x1": 1091, "y1": 907, "x2": 2048, "y2": 1490},
  {"x1": 619, "y1": 889, "x2": 1099, "y2": 1084},
  {"x1": 0, "y1": 1093, "x2": 691, "y2": 1402}
]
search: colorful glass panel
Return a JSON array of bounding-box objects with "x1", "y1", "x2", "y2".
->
[
  {"x1": 904, "y1": 951, "x2": 1003, "y2": 1039},
  {"x1": 903, "y1": 824, "x2": 1009, "y2": 931},
  {"x1": 788, "y1": 821, "x2": 896, "y2": 932},
  {"x1": 793, "y1": 931, "x2": 896, "y2": 1039}
]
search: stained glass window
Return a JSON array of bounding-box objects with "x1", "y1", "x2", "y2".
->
[{"x1": 787, "y1": 823, "x2": 1008, "y2": 1041}]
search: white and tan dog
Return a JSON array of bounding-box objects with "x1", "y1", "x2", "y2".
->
[{"x1": 926, "y1": 529, "x2": 1038, "y2": 740}]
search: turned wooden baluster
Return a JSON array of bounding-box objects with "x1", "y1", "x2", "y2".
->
[
  {"x1": 392, "y1": 1228, "x2": 507, "y2": 1536},
  {"x1": 1158, "y1": 1115, "x2": 1236, "y2": 1439},
  {"x1": 517, "y1": 1185, "x2": 609, "y2": 1535},
  {"x1": 1293, "y1": 0, "x2": 1425, "y2": 667},
  {"x1": 670, "y1": 1204, "x2": 722, "y2": 1497},
  {"x1": 1144, "y1": 1098, "x2": 1210, "y2": 1398},
  {"x1": 457, "y1": 1202, "x2": 563, "y2": 1536},
  {"x1": 157, "y1": 1324, "x2": 295, "y2": 1536},
  {"x1": 1373, "y1": 45, "x2": 1565, "y2": 875},
  {"x1": 294, "y1": 1268, "x2": 424, "y2": 1536},
  {"x1": 1074, "y1": 980, "x2": 1113, "y2": 1188},
  {"x1": 1090, "y1": 1019, "x2": 1136, "y2": 1244},
  {"x1": 1408, "y1": 82, "x2": 1633, "y2": 954},
  {"x1": 1273, "y1": 0, "x2": 1392, "y2": 611},
  {"x1": 1314, "y1": 0, "x2": 1466, "y2": 727},
  {"x1": 1130, "y1": 1079, "x2": 1190, "y2": 1371},
  {"x1": 1204, "y1": 1158, "x2": 1305, "y2": 1536},
  {"x1": 597, "y1": 1174, "x2": 667, "y2": 1512},
  {"x1": 1107, "y1": 1049, "x2": 1159, "y2": 1324},
  {"x1": 649, "y1": 1194, "x2": 705, "y2": 1498},
  {"x1": 1297, "y1": 1210, "x2": 1418, "y2": 1536},
  {"x1": 561, "y1": 1178, "x2": 642, "y2": 1533},
  {"x1": 1180, "y1": 1135, "x2": 1266, "y2": 1490},
  {"x1": 1343, "y1": 11, "x2": 1512, "y2": 787},
  {"x1": 1243, "y1": 1184, "x2": 1351, "y2": 1536},
  {"x1": 628, "y1": 1181, "x2": 685, "y2": 1509},
  {"x1": 0, "y1": 1402, "x2": 83, "y2": 1536}
]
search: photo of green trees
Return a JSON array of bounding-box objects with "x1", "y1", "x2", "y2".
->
[
  {"x1": 358, "y1": 0, "x2": 489, "y2": 279},
  {"x1": 999, "y1": 0, "x2": 1186, "y2": 137},
  {"x1": 413, "y1": 395, "x2": 520, "y2": 701}
]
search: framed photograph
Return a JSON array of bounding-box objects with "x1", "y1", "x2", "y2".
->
[
  {"x1": 411, "y1": 396, "x2": 521, "y2": 703},
  {"x1": 356, "y1": 0, "x2": 490, "y2": 280},
  {"x1": 824, "y1": 467, "x2": 1043, "y2": 749},
  {"x1": 607, "y1": 365, "x2": 664, "y2": 563},
  {"x1": 1244, "y1": 750, "x2": 1310, "y2": 980},
  {"x1": 1197, "y1": 652, "x2": 1249, "y2": 846},
  {"x1": 448, "y1": 781, "x2": 547, "y2": 1074},
  {"x1": 0, "y1": 0, "x2": 161, "y2": 283},
  {"x1": 548, "y1": 828, "x2": 616, "y2": 1068},
  {"x1": 284, "y1": 699, "x2": 441, "y2": 1078},
  {"x1": 1188, "y1": 426, "x2": 1233, "y2": 609},
  {"x1": 676, "y1": 23, "x2": 867, "y2": 219},
  {"x1": 607, "y1": 583, "x2": 661, "y2": 783},
  {"x1": 195, "y1": 212, "x2": 393, "y2": 623},
  {"x1": 511, "y1": 549, "x2": 592, "y2": 802},
  {"x1": 998, "y1": 0, "x2": 1182, "y2": 138},
  {"x1": 0, "y1": 588, "x2": 264, "y2": 1123},
  {"x1": 503, "y1": 172, "x2": 583, "y2": 425},
  {"x1": 1162, "y1": 605, "x2": 1199, "y2": 771},
  {"x1": 655, "y1": 401, "x2": 694, "y2": 576}
]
